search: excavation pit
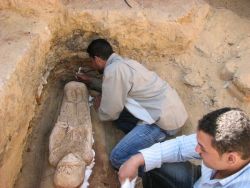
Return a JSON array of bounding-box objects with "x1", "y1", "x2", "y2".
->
[{"x1": 0, "y1": 1, "x2": 250, "y2": 188}]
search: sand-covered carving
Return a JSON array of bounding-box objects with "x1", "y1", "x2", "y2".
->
[
  {"x1": 220, "y1": 51, "x2": 250, "y2": 102},
  {"x1": 49, "y1": 81, "x2": 94, "y2": 187}
]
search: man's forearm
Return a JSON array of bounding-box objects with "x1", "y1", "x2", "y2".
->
[
  {"x1": 89, "y1": 77, "x2": 102, "y2": 92},
  {"x1": 130, "y1": 153, "x2": 145, "y2": 167},
  {"x1": 140, "y1": 134, "x2": 199, "y2": 172},
  {"x1": 118, "y1": 153, "x2": 145, "y2": 183}
]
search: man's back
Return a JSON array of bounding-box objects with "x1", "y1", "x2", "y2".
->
[{"x1": 100, "y1": 53, "x2": 188, "y2": 131}]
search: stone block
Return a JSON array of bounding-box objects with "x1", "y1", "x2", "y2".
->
[
  {"x1": 49, "y1": 81, "x2": 93, "y2": 187},
  {"x1": 54, "y1": 153, "x2": 86, "y2": 188}
]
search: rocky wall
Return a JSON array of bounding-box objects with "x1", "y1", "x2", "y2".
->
[
  {"x1": 0, "y1": 1, "x2": 210, "y2": 187},
  {"x1": 0, "y1": 10, "x2": 53, "y2": 188}
]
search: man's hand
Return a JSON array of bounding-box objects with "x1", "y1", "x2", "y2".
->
[
  {"x1": 75, "y1": 73, "x2": 92, "y2": 84},
  {"x1": 94, "y1": 95, "x2": 101, "y2": 110},
  {"x1": 118, "y1": 153, "x2": 145, "y2": 184}
]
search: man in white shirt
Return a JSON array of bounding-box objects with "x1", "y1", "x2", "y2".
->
[
  {"x1": 118, "y1": 107, "x2": 250, "y2": 188},
  {"x1": 76, "y1": 38, "x2": 188, "y2": 170}
]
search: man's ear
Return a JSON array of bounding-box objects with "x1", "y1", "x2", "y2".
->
[
  {"x1": 95, "y1": 56, "x2": 105, "y2": 67},
  {"x1": 94, "y1": 56, "x2": 101, "y2": 64},
  {"x1": 227, "y1": 152, "x2": 238, "y2": 165}
]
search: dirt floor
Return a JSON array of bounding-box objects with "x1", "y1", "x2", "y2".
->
[{"x1": 14, "y1": 1, "x2": 250, "y2": 188}]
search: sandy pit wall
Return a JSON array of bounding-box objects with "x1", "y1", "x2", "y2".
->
[{"x1": 0, "y1": 0, "x2": 210, "y2": 187}]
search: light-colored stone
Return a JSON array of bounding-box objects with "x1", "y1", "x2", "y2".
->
[
  {"x1": 0, "y1": 9, "x2": 52, "y2": 188},
  {"x1": 226, "y1": 82, "x2": 250, "y2": 102},
  {"x1": 220, "y1": 59, "x2": 238, "y2": 81},
  {"x1": 49, "y1": 81, "x2": 93, "y2": 164},
  {"x1": 54, "y1": 153, "x2": 85, "y2": 188},
  {"x1": 234, "y1": 70, "x2": 250, "y2": 97},
  {"x1": 232, "y1": 52, "x2": 250, "y2": 97},
  {"x1": 220, "y1": 50, "x2": 250, "y2": 100},
  {"x1": 49, "y1": 81, "x2": 93, "y2": 187},
  {"x1": 183, "y1": 72, "x2": 204, "y2": 87}
]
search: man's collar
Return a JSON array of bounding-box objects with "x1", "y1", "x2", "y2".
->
[
  {"x1": 206, "y1": 162, "x2": 250, "y2": 187},
  {"x1": 105, "y1": 53, "x2": 118, "y2": 68}
]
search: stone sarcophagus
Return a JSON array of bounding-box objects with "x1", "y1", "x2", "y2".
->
[{"x1": 49, "y1": 81, "x2": 94, "y2": 187}]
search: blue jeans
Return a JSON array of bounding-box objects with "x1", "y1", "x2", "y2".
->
[
  {"x1": 114, "y1": 108, "x2": 140, "y2": 134},
  {"x1": 142, "y1": 162, "x2": 201, "y2": 188},
  {"x1": 110, "y1": 108, "x2": 177, "y2": 170},
  {"x1": 110, "y1": 124, "x2": 169, "y2": 169}
]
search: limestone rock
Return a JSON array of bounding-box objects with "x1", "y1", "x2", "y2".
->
[
  {"x1": 58, "y1": 0, "x2": 210, "y2": 58},
  {"x1": 221, "y1": 51, "x2": 250, "y2": 100},
  {"x1": 220, "y1": 60, "x2": 238, "y2": 81},
  {"x1": 183, "y1": 72, "x2": 204, "y2": 87},
  {"x1": 234, "y1": 68, "x2": 250, "y2": 97},
  {"x1": 49, "y1": 81, "x2": 93, "y2": 187},
  {"x1": 226, "y1": 81, "x2": 250, "y2": 102},
  {"x1": 233, "y1": 51, "x2": 250, "y2": 97},
  {"x1": 54, "y1": 153, "x2": 85, "y2": 188},
  {"x1": 0, "y1": 9, "x2": 53, "y2": 188}
]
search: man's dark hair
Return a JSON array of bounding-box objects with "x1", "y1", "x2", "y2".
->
[
  {"x1": 198, "y1": 107, "x2": 250, "y2": 160},
  {"x1": 87, "y1": 38, "x2": 113, "y2": 60}
]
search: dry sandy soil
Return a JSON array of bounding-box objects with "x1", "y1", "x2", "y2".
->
[{"x1": 10, "y1": 0, "x2": 250, "y2": 188}]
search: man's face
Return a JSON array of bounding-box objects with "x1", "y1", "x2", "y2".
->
[
  {"x1": 90, "y1": 57, "x2": 98, "y2": 70},
  {"x1": 90, "y1": 57, "x2": 105, "y2": 73},
  {"x1": 195, "y1": 130, "x2": 229, "y2": 170}
]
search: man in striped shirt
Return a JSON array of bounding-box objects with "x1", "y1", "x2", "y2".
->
[{"x1": 119, "y1": 107, "x2": 250, "y2": 188}]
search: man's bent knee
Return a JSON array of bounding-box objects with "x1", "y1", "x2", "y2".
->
[{"x1": 110, "y1": 148, "x2": 125, "y2": 169}]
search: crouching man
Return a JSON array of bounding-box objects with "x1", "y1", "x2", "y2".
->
[
  {"x1": 119, "y1": 107, "x2": 250, "y2": 188},
  {"x1": 77, "y1": 38, "x2": 188, "y2": 170}
]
